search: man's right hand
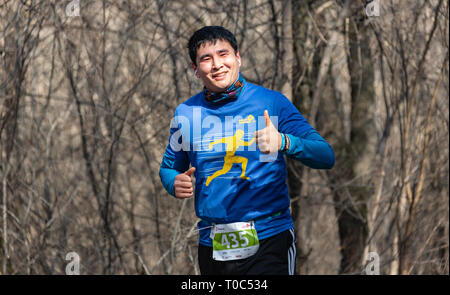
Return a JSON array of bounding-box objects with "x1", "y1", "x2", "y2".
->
[{"x1": 174, "y1": 167, "x2": 196, "y2": 198}]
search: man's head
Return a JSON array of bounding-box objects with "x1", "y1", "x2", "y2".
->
[{"x1": 188, "y1": 26, "x2": 241, "y2": 93}]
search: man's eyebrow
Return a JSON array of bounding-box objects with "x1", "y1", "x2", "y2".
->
[
  {"x1": 217, "y1": 49, "x2": 230, "y2": 54},
  {"x1": 199, "y1": 53, "x2": 211, "y2": 60}
]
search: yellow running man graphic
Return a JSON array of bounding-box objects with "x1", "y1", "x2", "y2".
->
[
  {"x1": 206, "y1": 129, "x2": 255, "y2": 186},
  {"x1": 238, "y1": 114, "x2": 255, "y2": 124}
]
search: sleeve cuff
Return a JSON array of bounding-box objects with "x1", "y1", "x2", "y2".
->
[{"x1": 279, "y1": 133, "x2": 286, "y2": 152}]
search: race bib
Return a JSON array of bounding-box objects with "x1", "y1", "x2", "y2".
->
[{"x1": 211, "y1": 221, "x2": 259, "y2": 261}]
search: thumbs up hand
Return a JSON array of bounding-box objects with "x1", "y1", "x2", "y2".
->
[
  {"x1": 254, "y1": 110, "x2": 282, "y2": 154},
  {"x1": 174, "y1": 167, "x2": 196, "y2": 199}
]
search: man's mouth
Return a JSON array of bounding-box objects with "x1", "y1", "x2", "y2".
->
[{"x1": 212, "y1": 72, "x2": 228, "y2": 80}]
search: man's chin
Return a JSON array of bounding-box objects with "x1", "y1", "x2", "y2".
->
[{"x1": 207, "y1": 82, "x2": 231, "y2": 93}]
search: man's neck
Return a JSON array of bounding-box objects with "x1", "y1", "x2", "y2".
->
[{"x1": 203, "y1": 73, "x2": 245, "y2": 103}]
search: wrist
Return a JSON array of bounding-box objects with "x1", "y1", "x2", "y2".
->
[
  {"x1": 281, "y1": 133, "x2": 290, "y2": 152},
  {"x1": 279, "y1": 132, "x2": 285, "y2": 151}
]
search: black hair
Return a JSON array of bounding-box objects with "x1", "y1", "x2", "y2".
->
[{"x1": 188, "y1": 26, "x2": 238, "y2": 66}]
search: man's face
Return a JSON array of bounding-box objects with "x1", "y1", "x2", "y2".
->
[{"x1": 193, "y1": 39, "x2": 241, "y2": 93}]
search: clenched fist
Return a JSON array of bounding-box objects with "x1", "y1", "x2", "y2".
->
[
  {"x1": 174, "y1": 167, "x2": 196, "y2": 198},
  {"x1": 254, "y1": 110, "x2": 282, "y2": 154}
]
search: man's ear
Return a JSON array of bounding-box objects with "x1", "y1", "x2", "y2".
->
[
  {"x1": 192, "y1": 62, "x2": 199, "y2": 77},
  {"x1": 236, "y1": 51, "x2": 241, "y2": 67}
]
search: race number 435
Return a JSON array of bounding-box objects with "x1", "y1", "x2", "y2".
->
[
  {"x1": 214, "y1": 230, "x2": 256, "y2": 250},
  {"x1": 212, "y1": 222, "x2": 260, "y2": 261}
]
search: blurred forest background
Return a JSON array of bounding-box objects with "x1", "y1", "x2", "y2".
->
[{"x1": 0, "y1": 0, "x2": 448, "y2": 275}]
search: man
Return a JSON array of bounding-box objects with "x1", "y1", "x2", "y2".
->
[{"x1": 159, "y1": 26, "x2": 335, "y2": 275}]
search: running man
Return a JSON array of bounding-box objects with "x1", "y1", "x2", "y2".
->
[
  {"x1": 159, "y1": 26, "x2": 335, "y2": 275},
  {"x1": 206, "y1": 129, "x2": 254, "y2": 186}
]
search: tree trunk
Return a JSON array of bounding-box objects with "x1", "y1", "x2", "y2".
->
[
  {"x1": 280, "y1": 0, "x2": 293, "y2": 100},
  {"x1": 329, "y1": 2, "x2": 375, "y2": 274}
]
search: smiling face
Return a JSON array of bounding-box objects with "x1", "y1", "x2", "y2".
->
[{"x1": 193, "y1": 39, "x2": 241, "y2": 93}]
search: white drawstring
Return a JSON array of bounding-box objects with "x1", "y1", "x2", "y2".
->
[{"x1": 194, "y1": 225, "x2": 213, "y2": 232}]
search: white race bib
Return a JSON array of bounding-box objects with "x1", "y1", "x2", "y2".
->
[{"x1": 210, "y1": 221, "x2": 259, "y2": 261}]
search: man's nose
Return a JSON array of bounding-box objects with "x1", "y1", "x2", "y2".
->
[{"x1": 212, "y1": 55, "x2": 223, "y2": 69}]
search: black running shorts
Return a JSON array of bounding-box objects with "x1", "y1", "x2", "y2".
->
[{"x1": 198, "y1": 228, "x2": 296, "y2": 275}]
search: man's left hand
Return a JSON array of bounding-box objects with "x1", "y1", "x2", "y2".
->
[{"x1": 254, "y1": 110, "x2": 282, "y2": 154}]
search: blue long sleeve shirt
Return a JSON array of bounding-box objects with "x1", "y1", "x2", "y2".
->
[{"x1": 159, "y1": 82, "x2": 334, "y2": 246}]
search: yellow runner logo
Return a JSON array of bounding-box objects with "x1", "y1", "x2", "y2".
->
[
  {"x1": 238, "y1": 114, "x2": 255, "y2": 124},
  {"x1": 206, "y1": 129, "x2": 255, "y2": 186}
]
